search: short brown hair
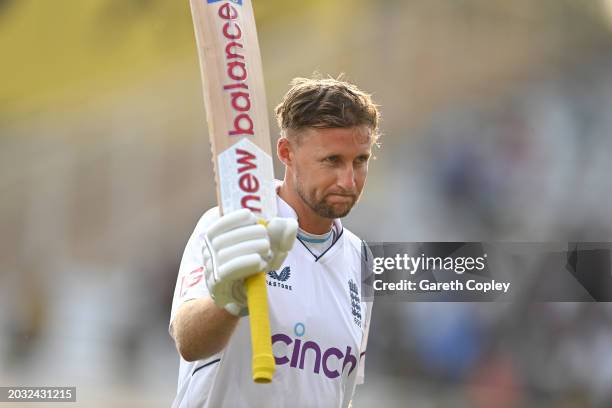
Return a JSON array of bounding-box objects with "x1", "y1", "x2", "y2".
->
[{"x1": 275, "y1": 76, "x2": 380, "y2": 143}]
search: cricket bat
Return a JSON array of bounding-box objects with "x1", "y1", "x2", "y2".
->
[{"x1": 189, "y1": 0, "x2": 277, "y2": 383}]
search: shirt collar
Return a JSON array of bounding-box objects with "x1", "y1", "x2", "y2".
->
[{"x1": 276, "y1": 192, "x2": 298, "y2": 220}]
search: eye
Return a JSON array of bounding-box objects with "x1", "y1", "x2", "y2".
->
[
  {"x1": 323, "y1": 155, "x2": 340, "y2": 164},
  {"x1": 355, "y1": 154, "x2": 370, "y2": 165}
]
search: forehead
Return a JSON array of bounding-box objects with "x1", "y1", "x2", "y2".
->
[{"x1": 297, "y1": 126, "x2": 372, "y2": 154}]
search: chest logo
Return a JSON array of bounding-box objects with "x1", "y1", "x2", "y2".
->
[
  {"x1": 267, "y1": 266, "x2": 293, "y2": 291},
  {"x1": 349, "y1": 279, "x2": 362, "y2": 328},
  {"x1": 268, "y1": 266, "x2": 291, "y2": 281}
]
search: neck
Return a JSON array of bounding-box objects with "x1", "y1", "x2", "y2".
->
[{"x1": 278, "y1": 181, "x2": 334, "y2": 235}]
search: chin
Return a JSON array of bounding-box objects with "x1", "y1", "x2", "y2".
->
[{"x1": 330, "y1": 204, "x2": 354, "y2": 218}]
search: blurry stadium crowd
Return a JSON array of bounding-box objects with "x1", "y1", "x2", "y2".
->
[
  {"x1": 1, "y1": 1, "x2": 612, "y2": 406},
  {"x1": 358, "y1": 54, "x2": 612, "y2": 407},
  {"x1": 1, "y1": 52, "x2": 611, "y2": 407}
]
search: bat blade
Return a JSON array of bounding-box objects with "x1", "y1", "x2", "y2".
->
[{"x1": 189, "y1": 0, "x2": 276, "y2": 383}]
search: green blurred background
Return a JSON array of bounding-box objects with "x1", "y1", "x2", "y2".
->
[{"x1": 2, "y1": 0, "x2": 612, "y2": 406}]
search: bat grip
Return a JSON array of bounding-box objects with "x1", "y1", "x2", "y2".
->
[{"x1": 245, "y1": 271, "x2": 275, "y2": 383}]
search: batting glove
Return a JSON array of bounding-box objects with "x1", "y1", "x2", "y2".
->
[{"x1": 202, "y1": 208, "x2": 298, "y2": 316}]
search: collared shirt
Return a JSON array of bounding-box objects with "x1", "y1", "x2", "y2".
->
[{"x1": 169, "y1": 193, "x2": 373, "y2": 408}]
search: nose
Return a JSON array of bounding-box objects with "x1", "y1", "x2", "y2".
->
[{"x1": 337, "y1": 164, "x2": 356, "y2": 191}]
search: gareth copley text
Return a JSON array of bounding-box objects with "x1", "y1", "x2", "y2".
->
[
  {"x1": 374, "y1": 279, "x2": 511, "y2": 294},
  {"x1": 372, "y1": 253, "x2": 511, "y2": 294}
]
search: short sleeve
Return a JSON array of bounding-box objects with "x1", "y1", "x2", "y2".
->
[
  {"x1": 169, "y1": 207, "x2": 220, "y2": 330},
  {"x1": 356, "y1": 298, "x2": 372, "y2": 385},
  {"x1": 357, "y1": 241, "x2": 374, "y2": 384}
]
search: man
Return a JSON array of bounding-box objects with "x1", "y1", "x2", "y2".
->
[{"x1": 169, "y1": 76, "x2": 380, "y2": 407}]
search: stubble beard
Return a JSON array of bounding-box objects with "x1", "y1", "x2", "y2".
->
[{"x1": 295, "y1": 178, "x2": 359, "y2": 219}]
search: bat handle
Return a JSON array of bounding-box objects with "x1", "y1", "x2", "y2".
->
[{"x1": 245, "y1": 271, "x2": 275, "y2": 383}]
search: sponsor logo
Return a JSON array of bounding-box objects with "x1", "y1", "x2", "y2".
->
[
  {"x1": 268, "y1": 266, "x2": 291, "y2": 281},
  {"x1": 211, "y1": 0, "x2": 278, "y2": 218},
  {"x1": 218, "y1": 139, "x2": 273, "y2": 214},
  {"x1": 272, "y1": 324, "x2": 357, "y2": 379},
  {"x1": 267, "y1": 266, "x2": 292, "y2": 291},
  {"x1": 215, "y1": 1, "x2": 253, "y2": 137},
  {"x1": 207, "y1": 0, "x2": 242, "y2": 6},
  {"x1": 349, "y1": 279, "x2": 362, "y2": 328},
  {"x1": 179, "y1": 267, "x2": 204, "y2": 298}
]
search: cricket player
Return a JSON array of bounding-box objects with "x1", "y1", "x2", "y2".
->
[{"x1": 170, "y1": 77, "x2": 379, "y2": 407}]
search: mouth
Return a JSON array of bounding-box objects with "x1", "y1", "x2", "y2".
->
[{"x1": 326, "y1": 194, "x2": 356, "y2": 203}]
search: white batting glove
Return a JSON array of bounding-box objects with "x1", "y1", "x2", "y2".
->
[{"x1": 202, "y1": 208, "x2": 298, "y2": 316}]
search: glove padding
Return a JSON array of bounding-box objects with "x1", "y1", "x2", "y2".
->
[{"x1": 202, "y1": 208, "x2": 298, "y2": 316}]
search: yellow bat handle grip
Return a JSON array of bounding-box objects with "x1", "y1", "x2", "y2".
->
[{"x1": 245, "y1": 272, "x2": 274, "y2": 383}]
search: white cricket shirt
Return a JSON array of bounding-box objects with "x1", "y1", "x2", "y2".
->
[{"x1": 169, "y1": 193, "x2": 373, "y2": 408}]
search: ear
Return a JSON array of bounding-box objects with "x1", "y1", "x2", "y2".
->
[{"x1": 277, "y1": 136, "x2": 293, "y2": 166}]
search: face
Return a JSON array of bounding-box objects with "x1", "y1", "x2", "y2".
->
[{"x1": 281, "y1": 126, "x2": 373, "y2": 219}]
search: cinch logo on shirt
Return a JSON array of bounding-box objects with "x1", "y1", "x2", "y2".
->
[{"x1": 271, "y1": 333, "x2": 357, "y2": 379}]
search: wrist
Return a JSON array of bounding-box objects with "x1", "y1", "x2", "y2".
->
[{"x1": 224, "y1": 303, "x2": 248, "y2": 317}]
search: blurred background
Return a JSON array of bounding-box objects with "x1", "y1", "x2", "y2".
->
[{"x1": 2, "y1": 0, "x2": 612, "y2": 406}]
